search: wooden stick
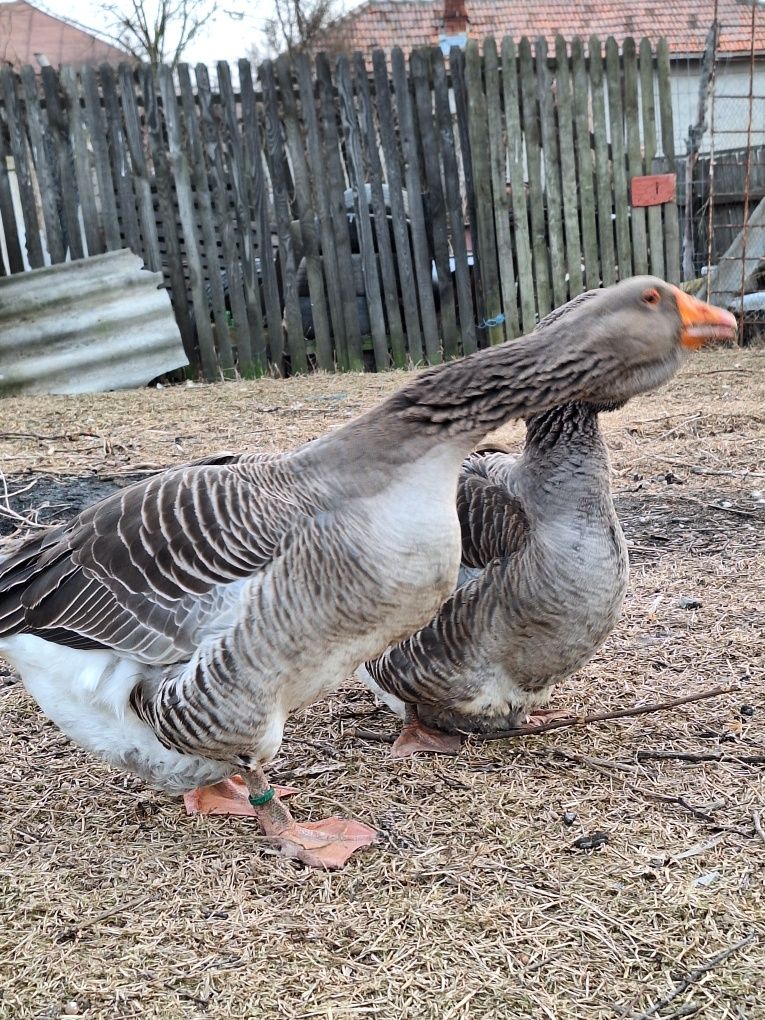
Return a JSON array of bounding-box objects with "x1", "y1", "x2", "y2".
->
[
  {"x1": 57, "y1": 894, "x2": 151, "y2": 942},
  {"x1": 472, "y1": 685, "x2": 737, "y2": 741},
  {"x1": 629, "y1": 934, "x2": 756, "y2": 1020},
  {"x1": 637, "y1": 750, "x2": 765, "y2": 765}
]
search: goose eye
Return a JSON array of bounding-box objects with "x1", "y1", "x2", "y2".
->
[{"x1": 641, "y1": 288, "x2": 660, "y2": 307}]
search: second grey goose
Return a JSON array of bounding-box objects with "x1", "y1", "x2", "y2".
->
[
  {"x1": 0, "y1": 279, "x2": 736, "y2": 868},
  {"x1": 358, "y1": 285, "x2": 735, "y2": 755}
]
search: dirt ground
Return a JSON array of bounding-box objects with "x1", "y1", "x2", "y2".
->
[{"x1": 0, "y1": 349, "x2": 764, "y2": 1020}]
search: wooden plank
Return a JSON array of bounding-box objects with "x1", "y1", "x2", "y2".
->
[
  {"x1": 450, "y1": 45, "x2": 479, "y2": 312},
  {"x1": 391, "y1": 47, "x2": 441, "y2": 362},
  {"x1": 275, "y1": 54, "x2": 333, "y2": 372},
  {"x1": 19, "y1": 65, "x2": 66, "y2": 263},
  {"x1": 80, "y1": 65, "x2": 121, "y2": 251},
  {"x1": 464, "y1": 40, "x2": 503, "y2": 345},
  {"x1": 117, "y1": 64, "x2": 161, "y2": 272},
  {"x1": 502, "y1": 36, "x2": 536, "y2": 330},
  {"x1": 141, "y1": 65, "x2": 195, "y2": 367},
  {"x1": 623, "y1": 37, "x2": 648, "y2": 274},
  {"x1": 99, "y1": 64, "x2": 142, "y2": 258},
  {"x1": 0, "y1": 91, "x2": 25, "y2": 272},
  {"x1": 372, "y1": 48, "x2": 423, "y2": 363},
  {"x1": 589, "y1": 37, "x2": 616, "y2": 286},
  {"x1": 0, "y1": 68, "x2": 44, "y2": 267},
  {"x1": 657, "y1": 38, "x2": 681, "y2": 283},
  {"x1": 176, "y1": 64, "x2": 236, "y2": 377},
  {"x1": 535, "y1": 36, "x2": 567, "y2": 307},
  {"x1": 432, "y1": 46, "x2": 476, "y2": 354},
  {"x1": 39, "y1": 66, "x2": 84, "y2": 262},
  {"x1": 194, "y1": 64, "x2": 245, "y2": 376},
  {"x1": 220, "y1": 65, "x2": 267, "y2": 381},
  {"x1": 411, "y1": 48, "x2": 460, "y2": 355},
  {"x1": 239, "y1": 59, "x2": 283, "y2": 373},
  {"x1": 316, "y1": 52, "x2": 363, "y2": 371},
  {"x1": 552, "y1": 35, "x2": 583, "y2": 299},
  {"x1": 336, "y1": 53, "x2": 389, "y2": 370},
  {"x1": 294, "y1": 53, "x2": 344, "y2": 370},
  {"x1": 484, "y1": 37, "x2": 518, "y2": 337},
  {"x1": 605, "y1": 37, "x2": 632, "y2": 280},
  {"x1": 639, "y1": 38, "x2": 664, "y2": 279},
  {"x1": 353, "y1": 51, "x2": 407, "y2": 366},
  {"x1": 519, "y1": 36, "x2": 551, "y2": 316},
  {"x1": 218, "y1": 60, "x2": 269, "y2": 376},
  {"x1": 158, "y1": 64, "x2": 218, "y2": 381},
  {"x1": 59, "y1": 66, "x2": 103, "y2": 257},
  {"x1": 260, "y1": 60, "x2": 308, "y2": 374},
  {"x1": 571, "y1": 37, "x2": 599, "y2": 289}
]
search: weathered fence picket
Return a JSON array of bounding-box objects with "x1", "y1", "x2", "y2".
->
[{"x1": 0, "y1": 34, "x2": 681, "y2": 379}]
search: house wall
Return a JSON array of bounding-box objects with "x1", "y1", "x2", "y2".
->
[{"x1": 668, "y1": 59, "x2": 765, "y2": 155}]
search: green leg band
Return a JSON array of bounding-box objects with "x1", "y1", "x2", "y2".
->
[{"x1": 249, "y1": 786, "x2": 276, "y2": 808}]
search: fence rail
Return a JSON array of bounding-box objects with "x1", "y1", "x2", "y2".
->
[{"x1": 0, "y1": 35, "x2": 679, "y2": 379}]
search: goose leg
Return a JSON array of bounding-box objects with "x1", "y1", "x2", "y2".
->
[
  {"x1": 183, "y1": 775, "x2": 298, "y2": 817},
  {"x1": 240, "y1": 766, "x2": 378, "y2": 870},
  {"x1": 390, "y1": 705, "x2": 463, "y2": 758}
]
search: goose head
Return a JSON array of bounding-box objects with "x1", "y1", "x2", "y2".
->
[{"x1": 539, "y1": 276, "x2": 737, "y2": 411}]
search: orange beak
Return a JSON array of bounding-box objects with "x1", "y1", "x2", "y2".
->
[{"x1": 672, "y1": 287, "x2": 738, "y2": 349}]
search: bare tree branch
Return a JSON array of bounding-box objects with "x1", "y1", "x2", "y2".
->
[
  {"x1": 260, "y1": 0, "x2": 346, "y2": 60},
  {"x1": 100, "y1": 0, "x2": 216, "y2": 68}
]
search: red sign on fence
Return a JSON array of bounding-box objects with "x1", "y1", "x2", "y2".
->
[{"x1": 630, "y1": 173, "x2": 677, "y2": 207}]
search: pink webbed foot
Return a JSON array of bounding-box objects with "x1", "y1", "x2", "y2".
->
[
  {"x1": 191, "y1": 769, "x2": 377, "y2": 869},
  {"x1": 391, "y1": 720, "x2": 463, "y2": 758},
  {"x1": 259, "y1": 815, "x2": 379, "y2": 870},
  {"x1": 184, "y1": 775, "x2": 299, "y2": 817},
  {"x1": 524, "y1": 707, "x2": 577, "y2": 727}
]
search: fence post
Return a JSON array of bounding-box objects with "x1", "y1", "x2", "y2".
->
[
  {"x1": 657, "y1": 39, "x2": 681, "y2": 284},
  {"x1": 589, "y1": 37, "x2": 617, "y2": 286},
  {"x1": 554, "y1": 35, "x2": 584, "y2": 299},
  {"x1": 485, "y1": 36, "x2": 519, "y2": 338},
  {"x1": 502, "y1": 37, "x2": 536, "y2": 330},
  {"x1": 465, "y1": 39, "x2": 504, "y2": 344},
  {"x1": 605, "y1": 38, "x2": 633, "y2": 281}
]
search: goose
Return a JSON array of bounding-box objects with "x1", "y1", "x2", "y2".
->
[
  {"x1": 357, "y1": 284, "x2": 736, "y2": 756},
  {"x1": 0, "y1": 278, "x2": 735, "y2": 869}
]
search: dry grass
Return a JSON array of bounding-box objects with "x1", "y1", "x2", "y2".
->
[{"x1": 0, "y1": 349, "x2": 764, "y2": 1020}]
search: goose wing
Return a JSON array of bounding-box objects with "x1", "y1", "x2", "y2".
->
[
  {"x1": 457, "y1": 449, "x2": 528, "y2": 568},
  {"x1": 0, "y1": 455, "x2": 315, "y2": 664}
]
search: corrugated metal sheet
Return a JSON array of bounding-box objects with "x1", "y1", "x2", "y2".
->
[{"x1": 0, "y1": 250, "x2": 189, "y2": 396}]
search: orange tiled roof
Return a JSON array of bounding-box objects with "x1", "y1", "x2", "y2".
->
[
  {"x1": 323, "y1": 0, "x2": 765, "y2": 58},
  {"x1": 0, "y1": 0, "x2": 129, "y2": 69}
]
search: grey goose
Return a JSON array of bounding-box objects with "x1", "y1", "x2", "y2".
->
[
  {"x1": 0, "y1": 278, "x2": 736, "y2": 868},
  {"x1": 358, "y1": 284, "x2": 737, "y2": 755}
]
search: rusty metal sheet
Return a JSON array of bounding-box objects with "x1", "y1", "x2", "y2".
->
[{"x1": 0, "y1": 249, "x2": 188, "y2": 396}]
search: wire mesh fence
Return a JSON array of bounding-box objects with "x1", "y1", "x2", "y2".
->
[{"x1": 673, "y1": 1, "x2": 765, "y2": 345}]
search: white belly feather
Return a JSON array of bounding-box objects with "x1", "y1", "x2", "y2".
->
[{"x1": 0, "y1": 635, "x2": 231, "y2": 792}]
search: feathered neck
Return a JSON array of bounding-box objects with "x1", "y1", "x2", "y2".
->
[
  {"x1": 523, "y1": 401, "x2": 603, "y2": 453},
  {"x1": 377, "y1": 326, "x2": 616, "y2": 448}
]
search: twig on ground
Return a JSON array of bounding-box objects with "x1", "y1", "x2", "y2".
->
[
  {"x1": 470, "y1": 686, "x2": 736, "y2": 741},
  {"x1": 628, "y1": 934, "x2": 756, "y2": 1020},
  {"x1": 353, "y1": 727, "x2": 396, "y2": 744},
  {"x1": 544, "y1": 748, "x2": 639, "y2": 774},
  {"x1": 753, "y1": 810, "x2": 765, "y2": 847},
  {"x1": 57, "y1": 894, "x2": 152, "y2": 942},
  {"x1": 637, "y1": 750, "x2": 765, "y2": 765}
]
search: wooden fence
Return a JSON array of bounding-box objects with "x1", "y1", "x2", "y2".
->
[{"x1": 0, "y1": 36, "x2": 679, "y2": 379}]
